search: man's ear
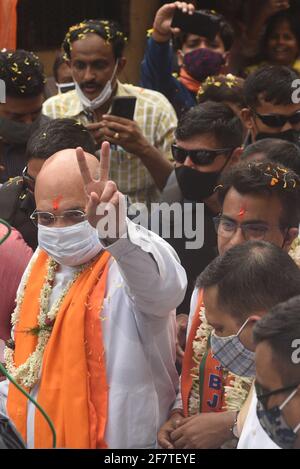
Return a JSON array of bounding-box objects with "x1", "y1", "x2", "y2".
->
[
  {"x1": 222, "y1": 51, "x2": 231, "y2": 70},
  {"x1": 241, "y1": 108, "x2": 255, "y2": 131},
  {"x1": 66, "y1": 59, "x2": 75, "y2": 79},
  {"x1": 117, "y1": 57, "x2": 127, "y2": 74},
  {"x1": 177, "y1": 49, "x2": 184, "y2": 67},
  {"x1": 283, "y1": 227, "x2": 299, "y2": 252},
  {"x1": 229, "y1": 147, "x2": 244, "y2": 166}
]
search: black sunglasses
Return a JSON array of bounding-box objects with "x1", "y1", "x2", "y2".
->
[
  {"x1": 22, "y1": 166, "x2": 35, "y2": 191},
  {"x1": 171, "y1": 144, "x2": 233, "y2": 166},
  {"x1": 252, "y1": 109, "x2": 300, "y2": 128},
  {"x1": 255, "y1": 380, "x2": 300, "y2": 410}
]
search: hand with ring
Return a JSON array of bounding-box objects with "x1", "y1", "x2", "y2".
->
[{"x1": 94, "y1": 114, "x2": 150, "y2": 155}]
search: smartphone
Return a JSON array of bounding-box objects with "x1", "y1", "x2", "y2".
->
[
  {"x1": 171, "y1": 9, "x2": 220, "y2": 41},
  {"x1": 111, "y1": 96, "x2": 137, "y2": 120}
]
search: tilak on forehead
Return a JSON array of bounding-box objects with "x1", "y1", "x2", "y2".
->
[
  {"x1": 52, "y1": 195, "x2": 63, "y2": 211},
  {"x1": 238, "y1": 206, "x2": 247, "y2": 220}
]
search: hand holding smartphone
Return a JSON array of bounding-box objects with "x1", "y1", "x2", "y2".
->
[
  {"x1": 110, "y1": 96, "x2": 137, "y2": 121},
  {"x1": 171, "y1": 9, "x2": 220, "y2": 41}
]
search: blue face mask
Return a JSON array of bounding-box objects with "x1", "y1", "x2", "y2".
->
[
  {"x1": 256, "y1": 387, "x2": 300, "y2": 449},
  {"x1": 210, "y1": 317, "x2": 256, "y2": 377}
]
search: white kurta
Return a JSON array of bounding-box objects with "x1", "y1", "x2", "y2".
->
[
  {"x1": 0, "y1": 219, "x2": 187, "y2": 449},
  {"x1": 237, "y1": 390, "x2": 280, "y2": 449}
]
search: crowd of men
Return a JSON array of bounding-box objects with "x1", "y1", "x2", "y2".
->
[{"x1": 0, "y1": 0, "x2": 300, "y2": 450}]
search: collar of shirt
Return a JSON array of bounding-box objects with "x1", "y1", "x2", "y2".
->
[{"x1": 60, "y1": 81, "x2": 130, "y2": 119}]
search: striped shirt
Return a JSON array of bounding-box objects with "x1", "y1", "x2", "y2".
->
[{"x1": 43, "y1": 82, "x2": 177, "y2": 205}]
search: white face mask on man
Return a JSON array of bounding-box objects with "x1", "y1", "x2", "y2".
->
[
  {"x1": 38, "y1": 221, "x2": 102, "y2": 266},
  {"x1": 74, "y1": 60, "x2": 119, "y2": 110}
]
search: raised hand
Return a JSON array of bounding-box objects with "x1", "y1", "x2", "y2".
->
[
  {"x1": 153, "y1": 2, "x2": 195, "y2": 42},
  {"x1": 261, "y1": 0, "x2": 290, "y2": 19},
  {"x1": 76, "y1": 141, "x2": 126, "y2": 240}
]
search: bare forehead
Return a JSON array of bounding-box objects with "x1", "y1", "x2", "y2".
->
[
  {"x1": 37, "y1": 150, "x2": 99, "y2": 182},
  {"x1": 71, "y1": 34, "x2": 114, "y2": 58},
  {"x1": 223, "y1": 187, "x2": 283, "y2": 218}
]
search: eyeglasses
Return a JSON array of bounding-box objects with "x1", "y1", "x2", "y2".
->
[
  {"x1": 255, "y1": 380, "x2": 300, "y2": 410},
  {"x1": 30, "y1": 209, "x2": 87, "y2": 226},
  {"x1": 171, "y1": 144, "x2": 233, "y2": 166},
  {"x1": 213, "y1": 216, "x2": 282, "y2": 241},
  {"x1": 252, "y1": 109, "x2": 300, "y2": 128},
  {"x1": 22, "y1": 166, "x2": 35, "y2": 191}
]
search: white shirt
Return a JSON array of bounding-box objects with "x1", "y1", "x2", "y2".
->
[
  {"x1": 0, "y1": 219, "x2": 187, "y2": 449},
  {"x1": 238, "y1": 389, "x2": 280, "y2": 449}
]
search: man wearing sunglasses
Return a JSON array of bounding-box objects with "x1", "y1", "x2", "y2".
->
[
  {"x1": 161, "y1": 101, "x2": 243, "y2": 360},
  {"x1": 158, "y1": 161, "x2": 300, "y2": 449},
  {"x1": 241, "y1": 65, "x2": 300, "y2": 146},
  {"x1": 0, "y1": 118, "x2": 96, "y2": 250},
  {"x1": 248, "y1": 297, "x2": 300, "y2": 449}
]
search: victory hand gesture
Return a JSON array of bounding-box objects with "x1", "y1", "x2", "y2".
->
[{"x1": 76, "y1": 141, "x2": 126, "y2": 240}]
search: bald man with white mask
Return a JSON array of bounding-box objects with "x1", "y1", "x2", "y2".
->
[{"x1": 0, "y1": 142, "x2": 187, "y2": 449}]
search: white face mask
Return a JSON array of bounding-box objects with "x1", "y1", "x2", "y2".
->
[
  {"x1": 74, "y1": 60, "x2": 119, "y2": 110},
  {"x1": 38, "y1": 221, "x2": 102, "y2": 266}
]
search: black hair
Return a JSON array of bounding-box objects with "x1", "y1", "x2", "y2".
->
[
  {"x1": 26, "y1": 118, "x2": 97, "y2": 161},
  {"x1": 241, "y1": 139, "x2": 300, "y2": 177},
  {"x1": 53, "y1": 55, "x2": 70, "y2": 82},
  {"x1": 174, "y1": 11, "x2": 234, "y2": 52},
  {"x1": 263, "y1": 11, "x2": 300, "y2": 60},
  {"x1": 198, "y1": 241, "x2": 300, "y2": 323},
  {"x1": 175, "y1": 101, "x2": 243, "y2": 148},
  {"x1": 243, "y1": 65, "x2": 299, "y2": 108},
  {"x1": 197, "y1": 74, "x2": 245, "y2": 109},
  {"x1": 62, "y1": 19, "x2": 127, "y2": 61},
  {"x1": 0, "y1": 49, "x2": 45, "y2": 98},
  {"x1": 253, "y1": 295, "x2": 300, "y2": 385},
  {"x1": 217, "y1": 161, "x2": 300, "y2": 229}
]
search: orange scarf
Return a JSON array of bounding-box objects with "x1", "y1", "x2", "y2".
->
[
  {"x1": 181, "y1": 289, "x2": 231, "y2": 416},
  {"x1": 7, "y1": 249, "x2": 111, "y2": 448},
  {"x1": 179, "y1": 68, "x2": 201, "y2": 94}
]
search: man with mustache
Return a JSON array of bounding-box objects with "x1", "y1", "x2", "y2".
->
[{"x1": 43, "y1": 20, "x2": 177, "y2": 206}]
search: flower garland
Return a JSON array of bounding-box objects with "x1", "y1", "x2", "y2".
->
[
  {"x1": 4, "y1": 258, "x2": 85, "y2": 389},
  {"x1": 197, "y1": 73, "x2": 240, "y2": 99},
  {"x1": 189, "y1": 305, "x2": 252, "y2": 416}
]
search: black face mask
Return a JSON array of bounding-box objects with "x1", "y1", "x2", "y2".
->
[
  {"x1": 175, "y1": 166, "x2": 221, "y2": 201},
  {"x1": 256, "y1": 129, "x2": 300, "y2": 146},
  {"x1": 0, "y1": 114, "x2": 43, "y2": 145}
]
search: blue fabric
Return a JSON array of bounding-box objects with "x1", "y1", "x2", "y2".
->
[{"x1": 140, "y1": 37, "x2": 197, "y2": 117}]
